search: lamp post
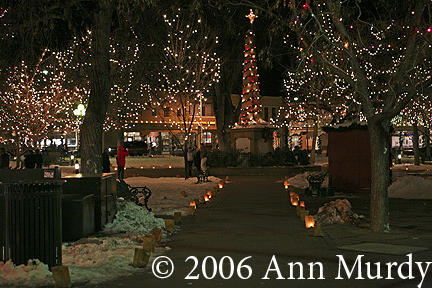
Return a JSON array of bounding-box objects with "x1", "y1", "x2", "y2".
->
[
  {"x1": 75, "y1": 160, "x2": 80, "y2": 174},
  {"x1": 73, "y1": 104, "x2": 86, "y2": 117},
  {"x1": 73, "y1": 103, "x2": 86, "y2": 172}
]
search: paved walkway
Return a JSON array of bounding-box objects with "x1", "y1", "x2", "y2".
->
[{"x1": 91, "y1": 175, "x2": 432, "y2": 288}]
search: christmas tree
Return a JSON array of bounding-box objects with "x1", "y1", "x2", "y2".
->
[{"x1": 239, "y1": 10, "x2": 265, "y2": 126}]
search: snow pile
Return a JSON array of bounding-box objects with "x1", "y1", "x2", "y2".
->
[
  {"x1": 125, "y1": 176, "x2": 222, "y2": 215},
  {"x1": 0, "y1": 259, "x2": 53, "y2": 287},
  {"x1": 104, "y1": 198, "x2": 165, "y2": 234},
  {"x1": 388, "y1": 176, "x2": 432, "y2": 199},
  {"x1": 286, "y1": 172, "x2": 329, "y2": 189},
  {"x1": 315, "y1": 199, "x2": 366, "y2": 225},
  {"x1": 61, "y1": 236, "x2": 164, "y2": 286}
]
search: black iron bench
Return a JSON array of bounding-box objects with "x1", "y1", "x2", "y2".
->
[
  {"x1": 192, "y1": 166, "x2": 210, "y2": 183},
  {"x1": 116, "y1": 179, "x2": 152, "y2": 211},
  {"x1": 305, "y1": 170, "x2": 329, "y2": 197}
]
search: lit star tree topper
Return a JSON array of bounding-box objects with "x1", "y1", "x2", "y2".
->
[{"x1": 245, "y1": 9, "x2": 257, "y2": 24}]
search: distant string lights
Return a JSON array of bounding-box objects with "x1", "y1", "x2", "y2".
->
[
  {"x1": 142, "y1": 9, "x2": 220, "y2": 134},
  {"x1": 0, "y1": 48, "x2": 83, "y2": 146},
  {"x1": 281, "y1": 1, "x2": 432, "y2": 129}
]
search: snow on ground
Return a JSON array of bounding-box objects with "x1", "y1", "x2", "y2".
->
[
  {"x1": 0, "y1": 175, "x2": 222, "y2": 287},
  {"x1": 103, "y1": 198, "x2": 165, "y2": 234},
  {"x1": 286, "y1": 165, "x2": 432, "y2": 200},
  {"x1": 286, "y1": 166, "x2": 432, "y2": 225},
  {"x1": 110, "y1": 155, "x2": 185, "y2": 169},
  {"x1": 284, "y1": 171, "x2": 329, "y2": 189},
  {"x1": 3, "y1": 157, "x2": 430, "y2": 287},
  {"x1": 125, "y1": 176, "x2": 222, "y2": 215},
  {"x1": 62, "y1": 236, "x2": 168, "y2": 287},
  {"x1": 388, "y1": 175, "x2": 432, "y2": 199},
  {"x1": 0, "y1": 260, "x2": 52, "y2": 287}
]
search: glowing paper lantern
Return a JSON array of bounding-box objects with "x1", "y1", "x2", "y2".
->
[{"x1": 305, "y1": 215, "x2": 315, "y2": 228}]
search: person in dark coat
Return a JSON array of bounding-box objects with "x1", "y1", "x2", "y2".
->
[
  {"x1": 0, "y1": 148, "x2": 9, "y2": 169},
  {"x1": 185, "y1": 147, "x2": 194, "y2": 179},
  {"x1": 24, "y1": 150, "x2": 36, "y2": 169},
  {"x1": 34, "y1": 149, "x2": 43, "y2": 168},
  {"x1": 200, "y1": 143, "x2": 208, "y2": 174},
  {"x1": 102, "y1": 148, "x2": 111, "y2": 173},
  {"x1": 193, "y1": 144, "x2": 200, "y2": 172}
]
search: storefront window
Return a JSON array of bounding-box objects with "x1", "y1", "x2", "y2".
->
[
  {"x1": 124, "y1": 132, "x2": 142, "y2": 142},
  {"x1": 202, "y1": 132, "x2": 212, "y2": 144}
]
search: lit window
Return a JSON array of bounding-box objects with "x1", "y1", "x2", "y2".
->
[{"x1": 203, "y1": 132, "x2": 212, "y2": 144}]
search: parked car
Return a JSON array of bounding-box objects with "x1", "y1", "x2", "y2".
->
[{"x1": 123, "y1": 141, "x2": 149, "y2": 156}]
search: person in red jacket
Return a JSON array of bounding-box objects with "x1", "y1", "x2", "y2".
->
[{"x1": 116, "y1": 145, "x2": 129, "y2": 180}]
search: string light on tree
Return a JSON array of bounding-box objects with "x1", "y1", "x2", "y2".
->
[
  {"x1": 142, "y1": 8, "x2": 220, "y2": 146},
  {"x1": 0, "y1": 48, "x2": 83, "y2": 164},
  {"x1": 238, "y1": 9, "x2": 266, "y2": 126}
]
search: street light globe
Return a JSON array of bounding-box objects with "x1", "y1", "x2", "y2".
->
[{"x1": 78, "y1": 104, "x2": 85, "y2": 111}]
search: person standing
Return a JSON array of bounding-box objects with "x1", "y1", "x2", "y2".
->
[
  {"x1": 192, "y1": 144, "x2": 201, "y2": 180},
  {"x1": 186, "y1": 147, "x2": 193, "y2": 179},
  {"x1": 24, "y1": 150, "x2": 36, "y2": 169},
  {"x1": 102, "y1": 148, "x2": 111, "y2": 173},
  {"x1": 34, "y1": 149, "x2": 43, "y2": 168},
  {"x1": 200, "y1": 143, "x2": 208, "y2": 178},
  {"x1": 0, "y1": 148, "x2": 9, "y2": 169},
  {"x1": 116, "y1": 146, "x2": 129, "y2": 180}
]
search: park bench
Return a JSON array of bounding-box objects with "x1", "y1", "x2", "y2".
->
[
  {"x1": 192, "y1": 166, "x2": 210, "y2": 183},
  {"x1": 305, "y1": 170, "x2": 330, "y2": 197},
  {"x1": 116, "y1": 180, "x2": 152, "y2": 211}
]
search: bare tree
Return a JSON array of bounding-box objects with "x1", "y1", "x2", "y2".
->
[
  {"x1": 1, "y1": 0, "x2": 154, "y2": 173},
  {"x1": 287, "y1": 0, "x2": 432, "y2": 231},
  {"x1": 142, "y1": 8, "x2": 220, "y2": 174},
  {"x1": 224, "y1": 0, "x2": 432, "y2": 231},
  {"x1": 282, "y1": 57, "x2": 358, "y2": 162},
  {"x1": 0, "y1": 49, "x2": 83, "y2": 167}
]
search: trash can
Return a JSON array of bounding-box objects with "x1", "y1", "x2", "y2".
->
[{"x1": 1, "y1": 180, "x2": 64, "y2": 268}]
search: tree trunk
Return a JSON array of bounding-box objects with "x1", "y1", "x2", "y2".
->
[
  {"x1": 426, "y1": 127, "x2": 431, "y2": 158},
  {"x1": 80, "y1": 0, "x2": 113, "y2": 174},
  {"x1": 281, "y1": 126, "x2": 288, "y2": 149},
  {"x1": 117, "y1": 128, "x2": 124, "y2": 147},
  {"x1": 211, "y1": 56, "x2": 242, "y2": 152},
  {"x1": 413, "y1": 120, "x2": 420, "y2": 165},
  {"x1": 368, "y1": 120, "x2": 391, "y2": 232},
  {"x1": 184, "y1": 143, "x2": 188, "y2": 179},
  {"x1": 212, "y1": 84, "x2": 240, "y2": 152},
  {"x1": 310, "y1": 121, "x2": 319, "y2": 164},
  {"x1": 15, "y1": 137, "x2": 21, "y2": 169}
]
